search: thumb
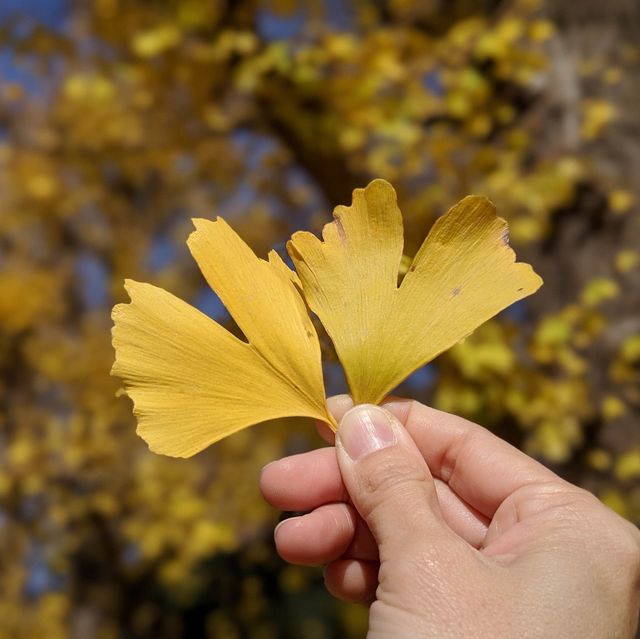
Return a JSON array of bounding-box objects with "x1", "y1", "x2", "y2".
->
[{"x1": 336, "y1": 404, "x2": 453, "y2": 557}]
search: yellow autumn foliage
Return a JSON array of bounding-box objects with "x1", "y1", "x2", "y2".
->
[
  {"x1": 113, "y1": 180, "x2": 540, "y2": 454},
  {"x1": 1, "y1": 0, "x2": 638, "y2": 636}
]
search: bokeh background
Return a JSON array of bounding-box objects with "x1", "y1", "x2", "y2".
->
[{"x1": 1, "y1": 0, "x2": 639, "y2": 637}]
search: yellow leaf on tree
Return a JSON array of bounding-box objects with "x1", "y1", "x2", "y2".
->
[
  {"x1": 111, "y1": 217, "x2": 332, "y2": 457},
  {"x1": 616, "y1": 449, "x2": 640, "y2": 481},
  {"x1": 132, "y1": 24, "x2": 181, "y2": 58},
  {"x1": 288, "y1": 179, "x2": 543, "y2": 405}
]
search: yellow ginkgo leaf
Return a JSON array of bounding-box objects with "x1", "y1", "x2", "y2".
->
[
  {"x1": 288, "y1": 178, "x2": 543, "y2": 405},
  {"x1": 111, "y1": 217, "x2": 332, "y2": 458},
  {"x1": 113, "y1": 179, "x2": 542, "y2": 457}
]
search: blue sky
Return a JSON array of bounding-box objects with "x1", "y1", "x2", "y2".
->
[{"x1": 0, "y1": 0, "x2": 68, "y2": 24}]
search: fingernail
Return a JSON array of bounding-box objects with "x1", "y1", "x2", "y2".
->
[
  {"x1": 260, "y1": 460, "x2": 275, "y2": 475},
  {"x1": 338, "y1": 405, "x2": 397, "y2": 461},
  {"x1": 274, "y1": 518, "x2": 287, "y2": 538}
]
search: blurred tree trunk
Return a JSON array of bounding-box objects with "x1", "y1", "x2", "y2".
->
[{"x1": 533, "y1": 0, "x2": 640, "y2": 484}]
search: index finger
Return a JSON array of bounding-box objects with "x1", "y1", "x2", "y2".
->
[
  {"x1": 314, "y1": 395, "x2": 354, "y2": 444},
  {"x1": 384, "y1": 398, "x2": 560, "y2": 518},
  {"x1": 321, "y1": 395, "x2": 559, "y2": 519}
]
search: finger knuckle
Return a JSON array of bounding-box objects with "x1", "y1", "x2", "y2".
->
[
  {"x1": 612, "y1": 524, "x2": 640, "y2": 577},
  {"x1": 360, "y1": 452, "x2": 430, "y2": 499}
]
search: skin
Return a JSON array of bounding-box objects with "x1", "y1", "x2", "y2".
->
[{"x1": 260, "y1": 395, "x2": 640, "y2": 638}]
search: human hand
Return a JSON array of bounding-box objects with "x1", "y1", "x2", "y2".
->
[{"x1": 260, "y1": 396, "x2": 640, "y2": 638}]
